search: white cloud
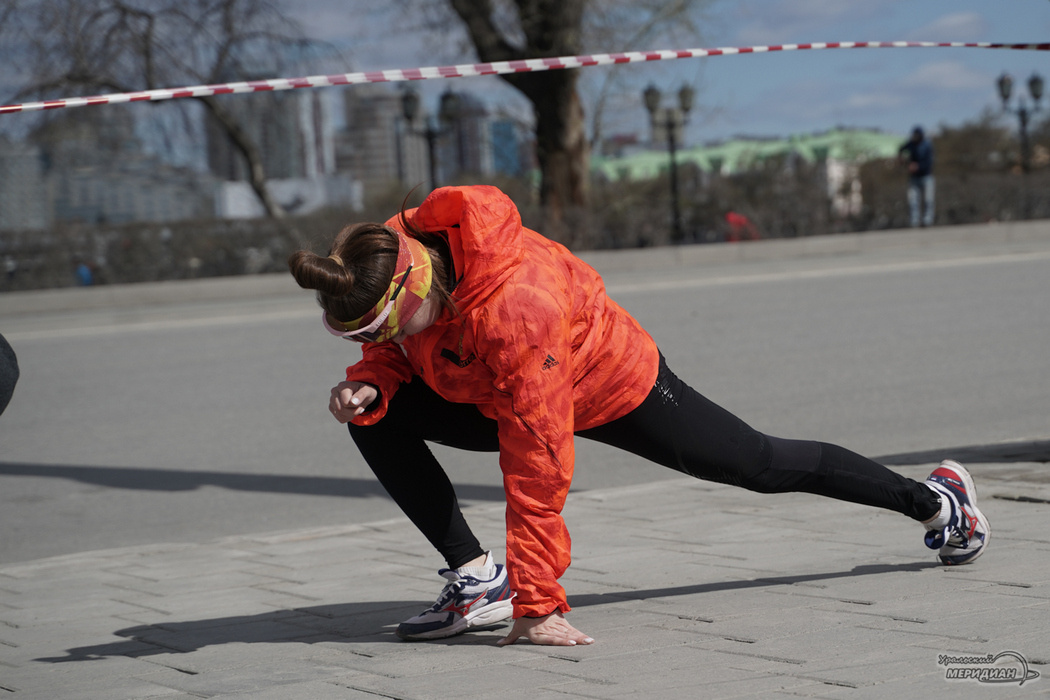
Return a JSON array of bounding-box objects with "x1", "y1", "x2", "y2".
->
[
  {"x1": 729, "y1": 0, "x2": 894, "y2": 46},
  {"x1": 844, "y1": 91, "x2": 907, "y2": 110},
  {"x1": 831, "y1": 61, "x2": 988, "y2": 120},
  {"x1": 908, "y1": 12, "x2": 989, "y2": 41},
  {"x1": 902, "y1": 60, "x2": 989, "y2": 91}
]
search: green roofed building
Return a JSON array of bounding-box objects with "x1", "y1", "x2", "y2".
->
[{"x1": 592, "y1": 128, "x2": 904, "y2": 217}]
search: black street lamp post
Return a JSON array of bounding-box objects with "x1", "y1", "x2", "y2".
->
[
  {"x1": 644, "y1": 83, "x2": 694, "y2": 243},
  {"x1": 997, "y1": 71, "x2": 1044, "y2": 173},
  {"x1": 401, "y1": 88, "x2": 461, "y2": 192},
  {"x1": 998, "y1": 71, "x2": 1044, "y2": 218}
]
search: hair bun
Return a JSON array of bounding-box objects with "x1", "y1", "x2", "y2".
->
[{"x1": 288, "y1": 250, "x2": 354, "y2": 297}]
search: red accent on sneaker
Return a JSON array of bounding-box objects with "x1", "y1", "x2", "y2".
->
[
  {"x1": 930, "y1": 467, "x2": 964, "y2": 488},
  {"x1": 961, "y1": 504, "x2": 979, "y2": 539},
  {"x1": 445, "y1": 591, "x2": 488, "y2": 617}
]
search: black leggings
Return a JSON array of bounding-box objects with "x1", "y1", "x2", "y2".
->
[{"x1": 348, "y1": 356, "x2": 940, "y2": 569}]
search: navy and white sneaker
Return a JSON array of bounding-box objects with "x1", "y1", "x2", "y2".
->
[
  {"x1": 396, "y1": 552, "x2": 515, "y2": 641},
  {"x1": 923, "y1": 460, "x2": 990, "y2": 566}
]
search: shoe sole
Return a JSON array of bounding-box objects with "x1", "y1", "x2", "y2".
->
[
  {"x1": 397, "y1": 599, "x2": 514, "y2": 641},
  {"x1": 938, "y1": 460, "x2": 991, "y2": 566}
]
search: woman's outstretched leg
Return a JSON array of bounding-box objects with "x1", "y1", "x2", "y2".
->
[{"x1": 579, "y1": 356, "x2": 988, "y2": 564}]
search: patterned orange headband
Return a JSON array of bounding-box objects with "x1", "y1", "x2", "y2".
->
[{"x1": 323, "y1": 231, "x2": 433, "y2": 343}]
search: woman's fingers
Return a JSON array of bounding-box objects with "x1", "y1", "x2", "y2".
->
[
  {"x1": 497, "y1": 612, "x2": 594, "y2": 647},
  {"x1": 329, "y1": 382, "x2": 374, "y2": 422}
]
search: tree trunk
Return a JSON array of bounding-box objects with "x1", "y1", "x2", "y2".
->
[
  {"x1": 448, "y1": 0, "x2": 590, "y2": 230},
  {"x1": 503, "y1": 69, "x2": 590, "y2": 228}
]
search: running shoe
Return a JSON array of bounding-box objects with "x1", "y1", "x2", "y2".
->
[
  {"x1": 923, "y1": 460, "x2": 990, "y2": 565},
  {"x1": 396, "y1": 554, "x2": 515, "y2": 640}
]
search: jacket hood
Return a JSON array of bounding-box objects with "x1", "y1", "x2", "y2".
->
[{"x1": 398, "y1": 186, "x2": 526, "y2": 315}]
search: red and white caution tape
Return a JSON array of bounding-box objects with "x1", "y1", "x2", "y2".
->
[{"x1": 2, "y1": 41, "x2": 1048, "y2": 115}]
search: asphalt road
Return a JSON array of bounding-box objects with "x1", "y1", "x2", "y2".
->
[{"x1": 2, "y1": 223, "x2": 1049, "y2": 564}]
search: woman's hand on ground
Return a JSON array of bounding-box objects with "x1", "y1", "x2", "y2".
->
[
  {"x1": 496, "y1": 611, "x2": 594, "y2": 647},
  {"x1": 329, "y1": 381, "x2": 377, "y2": 423}
]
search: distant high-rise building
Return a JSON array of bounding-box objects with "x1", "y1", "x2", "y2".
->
[
  {"x1": 0, "y1": 136, "x2": 49, "y2": 231},
  {"x1": 490, "y1": 117, "x2": 532, "y2": 176},
  {"x1": 443, "y1": 92, "x2": 491, "y2": 178},
  {"x1": 204, "y1": 87, "x2": 334, "y2": 182},
  {"x1": 337, "y1": 84, "x2": 429, "y2": 199},
  {"x1": 333, "y1": 85, "x2": 533, "y2": 202},
  {"x1": 337, "y1": 86, "x2": 530, "y2": 201},
  {"x1": 29, "y1": 108, "x2": 215, "y2": 225}
]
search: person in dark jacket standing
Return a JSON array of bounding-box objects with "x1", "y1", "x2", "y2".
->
[{"x1": 899, "y1": 126, "x2": 935, "y2": 227}]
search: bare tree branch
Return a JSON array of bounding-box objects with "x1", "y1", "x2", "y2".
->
[
  {"x1": 9, "y1": 0, "x2": 328, "y2": 225},
  {"x1": 448, "y1": 0, "x2": 521, "y2": 61},
  {"x1": 197, "y1": 94, "x2": 288, "y2": 221}
]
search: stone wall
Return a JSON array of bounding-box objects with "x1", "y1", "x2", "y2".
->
[{"x1": 0, "y1": 214, "x2": 345, "y2": 292}]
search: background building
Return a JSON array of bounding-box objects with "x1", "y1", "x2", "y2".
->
[
  {"x1": 0, "y1": 136, "x2": 49, "y2": 231},
  {"x1": 205, "y1": 88, "x2": 335, "y2": 182},
  {"x1": 442, "y1": 92, "x2": 490, "y2": 179},
  {"x1": 21, "y1": 109, "x2": 215, "y2": 227},
  {"x1": 336, "y1": 84, "x2": 427, "y2": 200},
  {"x1": 592, "y1": 128, "x2": 903, "y2": 218},
  {"x1": 336, "y1": 85, "x2": 530, "y2": 200},
  {"x1": 203, "y1": 86, "x2": 359, "y2": 218}
]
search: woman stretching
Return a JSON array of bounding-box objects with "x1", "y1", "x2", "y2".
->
[{"x1": 289, "y1": 185, "x2": 988, "y2": 647}]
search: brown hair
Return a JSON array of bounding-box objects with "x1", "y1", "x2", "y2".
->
[
  {"x1": 289, "y1": 215, "x2": 456, "y2": 324},
  {"x1": 288, "y1": 223, "x2": 397, "y2": 323}
]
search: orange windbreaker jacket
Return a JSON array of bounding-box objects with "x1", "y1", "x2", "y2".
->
[{"x1": 345, "y1": 186, "x2": 660, "y2": 617}]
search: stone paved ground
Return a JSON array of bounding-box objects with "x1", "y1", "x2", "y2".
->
[
  {"x1": 4, "y1": 221, "x2": 1049, "y2": 698},
  {"x1": 2, "y1": 463, "x2": 1047, "y2": 699}
]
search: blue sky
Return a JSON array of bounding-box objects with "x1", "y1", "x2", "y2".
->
[
  {"x1": 693, "y1": 1, "x2": 1050, "y2": 141},
  {"x1": 287, "y1": 0, "x2": 1050, "y2": 145}
]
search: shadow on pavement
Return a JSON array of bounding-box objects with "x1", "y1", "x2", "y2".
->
[
  {"x1": 0, "y1": 462, "x2": 507, "y2": 502},
  {"x1": 36, "y1": 562, "x2": 937, "y2": 663},
  {"x1": 7, "y1": 436, "x2": 1047, "y2": 499},
  {"x1": 571, "y1": 561, "x2": 940, "y2": 608},
  {"x1": 876, "y1": 439, "x2": 1050, "y2": 466}
]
